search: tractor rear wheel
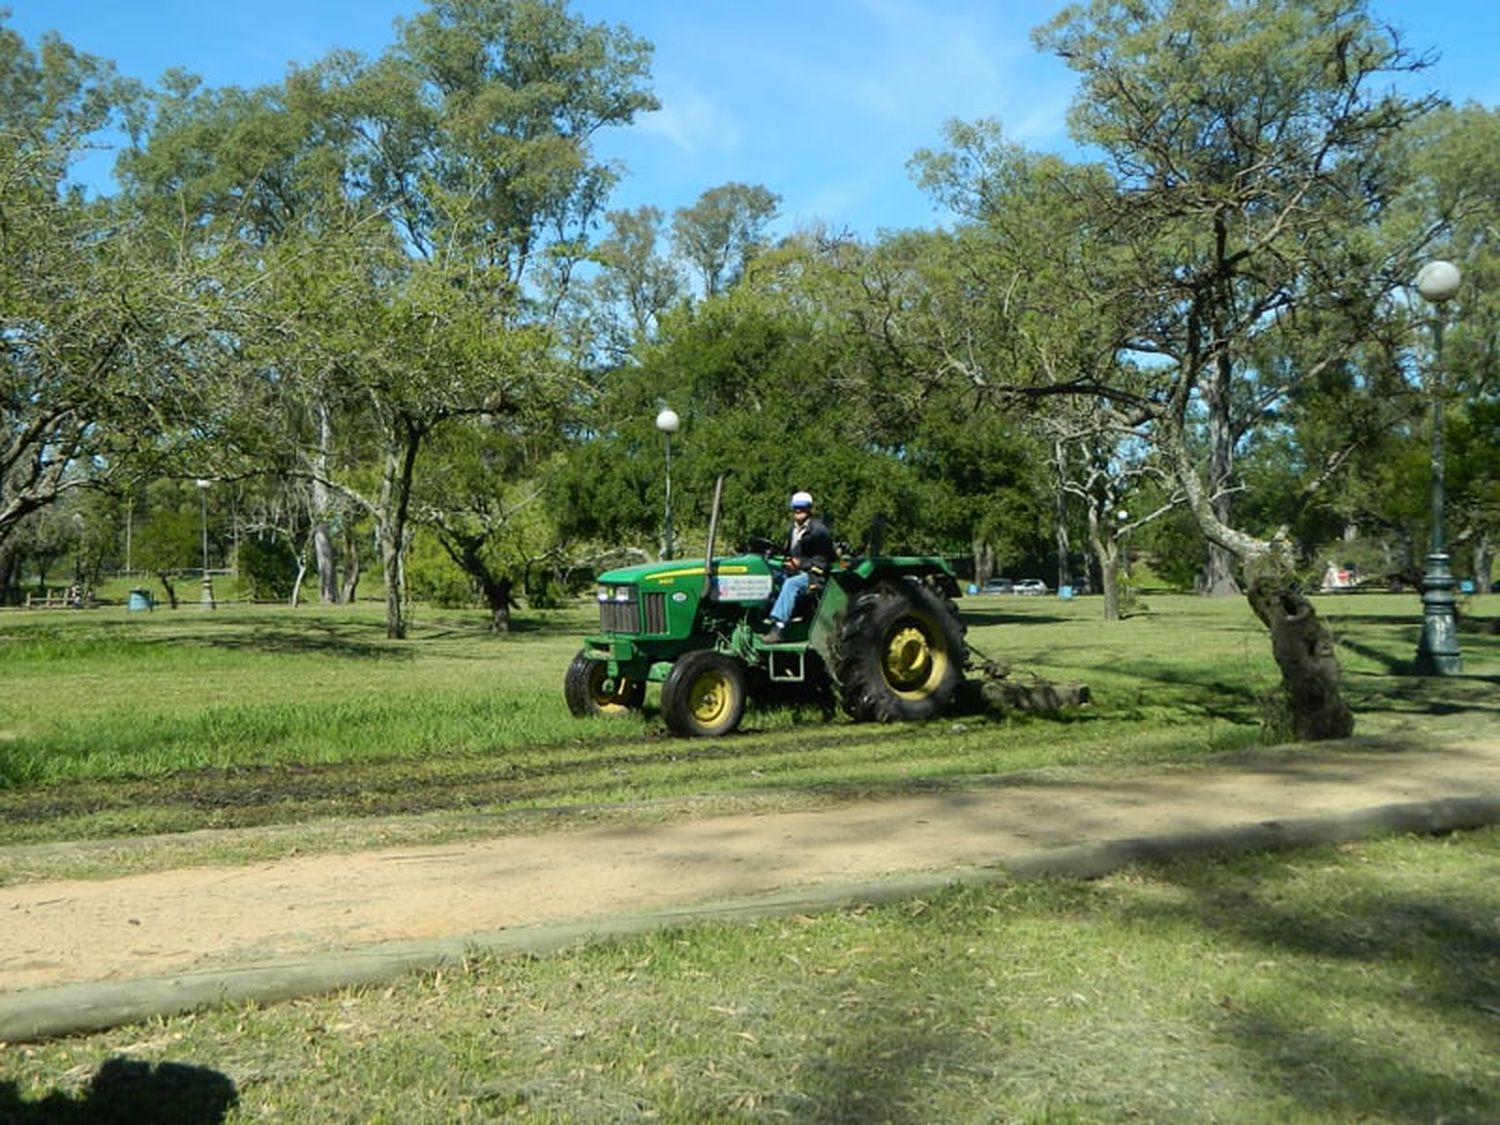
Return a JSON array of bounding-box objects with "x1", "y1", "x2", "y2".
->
[
  {"x1": 661, "y1": 651, "x2": 748, "y2": 737},
  {"x1": 836, "y1": 582, "x2": 965, "y2": 722},
  {"x1": 565, "y1": 650, "x2": 646, "y2": 718}
]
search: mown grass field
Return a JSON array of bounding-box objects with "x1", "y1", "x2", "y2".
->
[
  {"x1": 4, "y1": 830, "x2": 1498, "y2": 1122},
  {"x1": 2, "y1": 590, "x2": 1499, "y2": 1121},
  {"x1": 4, "y1": 591, "x2": 1497, "y2": 827}
]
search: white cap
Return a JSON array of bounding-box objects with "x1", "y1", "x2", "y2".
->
[{"x1": 789, "y1": 491, "x2": 813, "y2": 510}]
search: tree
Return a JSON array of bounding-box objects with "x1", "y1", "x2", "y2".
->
[
  {"x1": 0, "y1": 22, "x2": 191, "y2": 599},
  {"x1": 1033, "y1": 0, "x2": 1436, "y2": 599},
  {"x1": 122, "y1": 0, "x2": 658, "y2": 638},
  {"x1": 302, "y1": 1, "x2": 655, "y2": 637},
  {"x1": 582, "y1": 205, "x2": 684, "y2": 363},
  {"x1": 904, "y1": 0, "x2": 1445, "y2": 738},
  {"x1": 117, "y1": 68, "x2": 361, "y2": 604},
  {"x1": 413, "y1": 414, "x2": 566, "y2": 632},
  {"x1": 130, "y1": 479, "x2": 203, "y2": 608},
  {"x1": 671, "y1": 182, "x2": 781, "y2": 298},
  {"x1": 905, "y1": 137, "x2": 1156, "y2": 611},
  {"x1": 552, "y1": 231, "x2": 1052, "y2": 572}
]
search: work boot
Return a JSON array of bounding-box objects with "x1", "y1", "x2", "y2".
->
[{"x1": 764, "y1": 624, "x2": 785, "y2": 644}]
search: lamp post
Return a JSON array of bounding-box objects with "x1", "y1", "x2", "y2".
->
[
  {"x1": 197, "y1": 478, "x2": 216, "y2": 610},
  {"x1": 655, "y1": 407, "x2": 680, "y2": 560},
  {"x1": 1414, "y1": 260, "x2": 1462, "y2": 675}
]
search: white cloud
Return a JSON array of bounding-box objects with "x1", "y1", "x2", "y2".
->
[
  {"x1": 775, "y1": 0, "x2": 1070, "y2": 148},
  {"x1": 632, "y1": 84, "x2": 743, "y2": 157}
]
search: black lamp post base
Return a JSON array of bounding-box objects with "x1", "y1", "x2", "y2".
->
[{"x1": 1415, "y1": 553, "x2": 1461, "y2": 675}]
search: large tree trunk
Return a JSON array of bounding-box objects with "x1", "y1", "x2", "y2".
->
[
  {"x1": 380, "y1": 525, "x2": 406, "y2": 639},
  {"x1": 1247, "y1": 577, "x2": 1354, "y2": 742},
  {"x1": 1053, "y1": 440, "x2": 1071, "y2": 592},
  {"x1": 378, "y1": 424, "x2": 423, "y2": 640},
  {"x1": 1085, "y1": 503, "x2": 1125, "y2": 622},
  {"x1": 972, "y1": 538, "x2": 995, "y2": 587},
  {"x1": 313, "y1": 400, "x2": 340, "y2": 604},
  {"x1": 0, "y1": 541, "x2": 18, "y2": 606},
  {"x1": 1098, "y1": 540, "x2": 1124, "y2": 622},
  {"x1": 155, "y1": 573, "x2": 180, "y2": 610},
  {"x1": 1203, "y1": 541, "x2": 1241, "y2": 597},
  {"x1": 483, "y1": 574, "x2": 513, "y2": 633},
  {"x1": 339, "y1": 539, "x2": 360, "y2": 605}
]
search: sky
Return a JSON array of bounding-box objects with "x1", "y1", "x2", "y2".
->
[{"x1": 9, "y1": 1, "x2": 1500, "y2": 239}]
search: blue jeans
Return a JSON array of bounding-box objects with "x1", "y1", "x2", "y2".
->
[{"x1": 769, "y1": 571, "x2": 811, "y2": 625}]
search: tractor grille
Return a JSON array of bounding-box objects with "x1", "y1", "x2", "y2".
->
[
  {"x1": 642, "y1": 592, "x2": 667, "y2": 633},
  {"x1": 597, "y1": 588, "x2": 668, "y2": 635},
  {"x1": 599, "y1": 597, "x2": 638, "y2": 634}
]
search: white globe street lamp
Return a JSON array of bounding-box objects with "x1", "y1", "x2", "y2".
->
[
  {"x1": 1414, "y1": 261, "x2": 1461, "y2": 674},
  {"x1": 655, "y1": 408, "x2": 680, "y2": 560}
]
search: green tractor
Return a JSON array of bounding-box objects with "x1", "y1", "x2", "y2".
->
[{"x1": 564, "y1": 479, "x2": 968, "y2": 737}]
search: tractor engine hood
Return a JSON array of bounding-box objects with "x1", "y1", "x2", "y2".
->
[{"x1": 596, "y1": 553, "x2": 778, "y2": 608}]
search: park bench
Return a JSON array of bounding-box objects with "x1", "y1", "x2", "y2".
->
[{"x1": 24, "y1": 589, "x2": 96, "y2": 609}]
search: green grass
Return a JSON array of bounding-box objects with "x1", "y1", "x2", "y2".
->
[
  {"x1": 3, "y1": 827, "x2": 1497, "y2": 1122},
  {"x1": 3, "y1": 593, "x2": 1499, "y2": 853},
  {"x1": 3, "y1": 594, "x2": 1500, "y2": 1119}
]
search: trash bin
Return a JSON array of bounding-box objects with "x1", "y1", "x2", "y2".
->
[
  {"x1": 127, "y1": 589, "x2": 154, "y2": 612},
  {"x1": 1059, "y1": 585, "x2": 1074, "y2": 599}
]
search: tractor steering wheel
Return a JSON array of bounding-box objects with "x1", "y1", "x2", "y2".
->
[{"x1": 742, "y1": 536, "x2": 780, "y2": 558}]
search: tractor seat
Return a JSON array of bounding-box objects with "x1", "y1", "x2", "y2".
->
[{"x1": 788, "y1": 567, "x2": 830, "y2": 622}]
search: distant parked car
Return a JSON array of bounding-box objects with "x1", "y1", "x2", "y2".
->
[
  {"x1": 1014, "y1": 578, "x2": 1048, "y2": 596},
  {"x1": 981, "y1": 578, "x2": 1014, "y2": 595}
]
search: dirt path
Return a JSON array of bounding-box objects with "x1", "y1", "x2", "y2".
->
[{"x1": 5, "y1": 739, "x2": 1500, "y2": 998}]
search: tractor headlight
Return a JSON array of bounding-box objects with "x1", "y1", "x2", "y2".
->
[
  {"x1": 612, "y1": 586, "x2": 633, "y2": 603},
  {"x1": 596, "y1": 585, "x2": 610, "y2": 603},
  {"x1": 596, "y1": 585, "x2": 634, "y2": 603}
]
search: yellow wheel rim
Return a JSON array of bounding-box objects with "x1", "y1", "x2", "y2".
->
[
  {"x1": 688, "y1": 669, "x2": 733, "y2": 726},
  {"x1": 589, "y1": 667, "x2": 635, "y2": 714},
  {"x1": 883, "y1": 621, "x2": 947, "y2": 699}
]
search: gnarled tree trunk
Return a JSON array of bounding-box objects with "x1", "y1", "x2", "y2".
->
[{"x1": 1247, "y1": 577, "x2": 1354, "y2": 742}]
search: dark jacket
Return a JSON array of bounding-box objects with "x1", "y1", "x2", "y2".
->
[{"x1": 787, "y1": 516, "x2": 835, "y2": 574}]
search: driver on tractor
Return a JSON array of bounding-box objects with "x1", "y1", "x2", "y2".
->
[{"x1": 764, "y1": 490, "x2": 835, "y2": 644}]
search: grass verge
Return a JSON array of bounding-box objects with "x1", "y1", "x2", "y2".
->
[
  {"x1": 2, "y1": 593, "x2": 1499, "y2": 866},
  {"x1": 3, "y1": 827, "x2": 1497, "y2": 1122}
]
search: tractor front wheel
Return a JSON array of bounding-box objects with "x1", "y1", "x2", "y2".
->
[
  {"x1": 661, "y1": 651, "x2": 748, "y2": 738},
  {"x1": 836, "y1": 582, "x2": 965, "y2": 722},
  {"x1": 565, "y1": 651, "x2": 646, "y2": 718}
]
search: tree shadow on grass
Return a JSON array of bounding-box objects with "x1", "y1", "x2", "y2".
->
[
  {"x1": 1342, "y1": 663, "x2": 1500, "y2": 720},
  {"x1": 958, "y1": 606, "x2": 1075, "y2": 627},
  {"x1": 1134, "y1": 848, "x2": 1500, "y2": 1121},
  {"x1": 1083, "y1": 660, "x2": 1266, "y2": 726},
  {"x1": 0, "y1": 1058, "x2": 238, "y2": 1124},
  {"x1": 150, "y1": 625, "x2": 414, "y2": 661},
  {"x1": 794, "y1": 1019, "x2": 965, "y2": 1125}
]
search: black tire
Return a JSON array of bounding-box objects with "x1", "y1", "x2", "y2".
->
[
  {"x1": 835, "y1": 581, "x2": 966, "y2": 722},
  {"x1": 564, "y1": 650, "x2": 646, "y2": 718},
  {"x1": 661, "y1": 651, "x2": 748, "y2": 738}
]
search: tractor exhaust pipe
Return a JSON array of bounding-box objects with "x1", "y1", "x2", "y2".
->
[{"x1": 702, "y1": 471, "x2": 729, "y2": 599}]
